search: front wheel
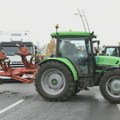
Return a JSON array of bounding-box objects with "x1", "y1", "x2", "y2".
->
[
  {"x1": 100, "y1": 69, "x2": 120, "y2": 103},
  {"x1": 35, "y1": 61, "x2": 75, "y2": 101}
]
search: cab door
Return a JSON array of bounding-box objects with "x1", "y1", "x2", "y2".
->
[
  {"x1": 59, "y1": 38, "x2": 94, "y2": 76},
  {"x1": 74, "y1": 39, "x2": 94, "y2": 75}
]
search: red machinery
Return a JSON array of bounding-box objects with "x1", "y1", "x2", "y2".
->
[{"x1": 0, "y1": 44, "x2": 37, "y2": 83}]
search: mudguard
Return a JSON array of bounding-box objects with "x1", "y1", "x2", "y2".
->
[{"x1": 39, "y1": 57, "x2": 78, "y2": 81}]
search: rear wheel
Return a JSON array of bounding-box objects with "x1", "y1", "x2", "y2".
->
[
  {"x1": 100, "y1": 69, "x2": 120, "y2": 103},
  {"x1": 35, "y1": 61, "x2": 75, "y2": 101}
]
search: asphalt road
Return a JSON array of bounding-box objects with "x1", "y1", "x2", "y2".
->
[{"x1": 0, "y1": 82, "x2": 120, "y2": 120}]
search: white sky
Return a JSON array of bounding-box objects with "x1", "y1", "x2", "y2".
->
[{"x1": 0, "y1": 0, "x2": 120, "y2": 46}]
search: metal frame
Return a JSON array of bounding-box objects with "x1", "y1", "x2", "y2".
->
[{"x1": 0, "y1": 45, "x2": 37, "y2": 83}]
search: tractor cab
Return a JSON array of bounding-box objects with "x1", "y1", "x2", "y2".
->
[
  {"x1": 51, "y1": 31, "x2": 96, "y2": 76},
  {"x1": 103, "y1": 46, "x2": 120, "y2": 57}
]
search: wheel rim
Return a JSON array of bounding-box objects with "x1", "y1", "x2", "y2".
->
[
  {"x1": 41, "y1": 69, "x2": 66, "y2": 95},
  {"x1": 106, "y1": 76, "x2": 120, "y2": 98}
]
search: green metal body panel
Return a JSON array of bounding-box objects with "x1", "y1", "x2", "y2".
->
[
  {"x1": 40, "y1": 57, "x2": 78, "y2": 81},
  {"x1": 51, "y1": 31, "x2": 96, "y2": 38},
  {"x1": 95, "y1": 55, "x2": 120, "y2": 66}
]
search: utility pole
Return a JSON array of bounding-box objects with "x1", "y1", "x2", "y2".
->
[
  {"x1": 82, "y1": 10, "x2": 90, "y2": 32},
  {"x1": 75, "y1": 8, "x2": 86, "y2": 32},
  {"x1": 75, "y1": 9, "x2": 91, "y2": 32}
]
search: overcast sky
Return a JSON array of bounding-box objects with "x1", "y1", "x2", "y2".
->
[{"x1": 0, "y1": 0, "x2": 120, "y2": 46}]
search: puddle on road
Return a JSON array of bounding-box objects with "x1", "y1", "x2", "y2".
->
[
  {"x1": 0, "y1": 91, "x2": 19, "y2": 94},
  {"x1": 0, "y1": 90, "x2": 34, "y2": 100},
  {"x1": 0, "y1": 91, "x2": 11, "y2": 94},
  {"x1": 0, "y1": 91, "x2": 19, "y2": 98}
]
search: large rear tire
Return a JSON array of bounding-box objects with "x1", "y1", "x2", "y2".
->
[
  {"x1": 100, "y1": 69, "x2": 120, "y2": 103},
  {"x1": 35, "y1": 61, "x2": 75, "y2": 101}
]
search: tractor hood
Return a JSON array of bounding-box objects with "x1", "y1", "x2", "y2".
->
[{"x1": 95, "y1": 55, "x2": 120, "y2": 66}]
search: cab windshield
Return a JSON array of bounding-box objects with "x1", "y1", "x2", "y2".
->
[
  {"x1": 106, "y1": 47, "x2": 119, "y2": 57},
  {"x1": 59, "y1": 37, "x2": 92, "y2": 75},
  {"x1": 2, "y1": 46, "x2": 34, "y2": 56}
]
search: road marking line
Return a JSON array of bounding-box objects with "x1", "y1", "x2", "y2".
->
[
  {"x1": 0, "y1": 99, "x2": 24, "y2": 114},
  {"x1": 117, "y1": 104, "x2": 120, "y2": 111}
]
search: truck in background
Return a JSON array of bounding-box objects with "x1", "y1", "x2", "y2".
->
[
  {"x1": 0, "y1": 31, "x2": 38, "y2": 80},
  {"x1": 0, "y1": 41, "x2": 36, "y2": 68}
]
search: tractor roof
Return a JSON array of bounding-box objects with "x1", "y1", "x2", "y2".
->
[{"x1": 51, "y1": 31, "x2": 96, "y2": 38}]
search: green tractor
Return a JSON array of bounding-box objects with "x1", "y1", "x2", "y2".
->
[
  {"x1": 35, "y1": 29, "x2": 120, "y2": 103},
  {"x1": 103, "y1": 45, "x2": 120, "y2": 57}
]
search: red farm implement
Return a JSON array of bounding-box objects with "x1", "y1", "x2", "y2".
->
[{"x1": 0, "y1": 44, "x2": 37, "y2": 83}]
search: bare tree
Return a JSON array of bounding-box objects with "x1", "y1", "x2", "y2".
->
[{"x1": 45, "y1": 39, "x2": 56, "y2": 56}]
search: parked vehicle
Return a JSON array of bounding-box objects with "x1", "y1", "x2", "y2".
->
[
  {"x1": 35, "y1": 28, "x2": 120, "y2": 103},
  {"x1": 0, "y1": 32, "x2": 38, "y2": 80},
  {"x1": 103, "y1": 46, "x2": 120, "y2": 57}
]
